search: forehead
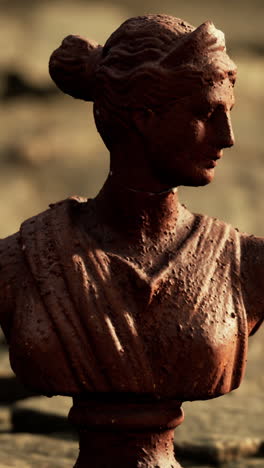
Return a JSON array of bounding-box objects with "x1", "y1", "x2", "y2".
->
[{"x1": 189, "y1": 77, "x2": 235, "y2": 109}]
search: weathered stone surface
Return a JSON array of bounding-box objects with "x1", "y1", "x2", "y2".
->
[
  {"x1": 5, "y1": 331, "x2": 264, "y2": 462},
  {"x1": 0, "y1": 55, "x2": 263, "y2": 241},
  {"x1": 175, "y1": 326, "x2": 264, "y2": 464},
  {"x1": 1, "y1": 328, "x2": 262, "y2": 465},
  {"x1": 0, "y1": 0, "x2": 262, "y2": 91},
  {"x1": 0, "y1": 5, "x2": 263, "y2": 468}
]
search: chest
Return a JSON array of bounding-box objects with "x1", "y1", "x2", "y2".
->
[{"x1": 11, "y1": 216, "x2": 247, "y2": 398}]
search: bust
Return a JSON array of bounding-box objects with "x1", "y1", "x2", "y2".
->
[{"x1": 0, "y1": 14, "x2": 263, "y2": 468}]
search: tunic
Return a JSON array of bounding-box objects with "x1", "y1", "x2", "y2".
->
[{"x1": 0, "y1": 197, "x2": 250, "y2": 400}]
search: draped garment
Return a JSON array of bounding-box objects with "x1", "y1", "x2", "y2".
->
[{"x1": 0, "y1": 198, "x2": 247, "y2": 400}]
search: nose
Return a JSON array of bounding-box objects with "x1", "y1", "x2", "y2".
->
[
  {"x1": 222, "y1": 112, "x2": 235, "y2": 148},
  {"x1": 211, "y1": 109, "x2": 235, "y2": 149}
]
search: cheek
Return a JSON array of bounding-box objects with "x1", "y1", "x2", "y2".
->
[
  {"x1": 172, "y1": 120, "x2": 206, "y2": 151},
  {"x1": 190, "y1": 120, "x2": 206, "y2": 145}
]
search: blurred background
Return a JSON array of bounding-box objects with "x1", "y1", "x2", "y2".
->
[
  {"x1": 0, "y1": 1, "x2": 263, "y2": 465},
  {"x1": 0, "y1": 0, "x2": 263, "y2": 238}
]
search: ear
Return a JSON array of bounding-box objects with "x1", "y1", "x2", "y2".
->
[{"x1": 131, "y1": 108, "x2": 156, "y2": 137}]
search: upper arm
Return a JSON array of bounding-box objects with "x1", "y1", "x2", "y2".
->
[
  {"x1": 0, "y1": 233, "x2": 20, "y2": 338},
  {"x1": 240, "y1": 234, "x2": 264, "y2": 335}
]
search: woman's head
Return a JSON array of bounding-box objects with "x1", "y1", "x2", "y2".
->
[{"x1": 49, "y1": 15, "x2": 236, "y2": 150}]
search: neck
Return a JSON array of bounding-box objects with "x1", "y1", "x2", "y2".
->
[{"x1": 92, "y1": 173, "x2": 179, "y2": 249}]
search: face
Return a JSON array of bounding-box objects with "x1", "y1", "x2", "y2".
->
[{"x1": 139, "y1": 77, "x2": 235, "y2": 189}]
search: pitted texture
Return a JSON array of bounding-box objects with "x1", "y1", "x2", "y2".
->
[
  {"x1": 49, "y1": 15, "x2": 236, "y2": 148},
  {"x1": 49, "y1": 35, "x2": 103, "y2": 102},
  {"x1": 0, "y1": 233, "x2": 21, "y2": 337},
  {"x1": 1, "y1": 198, "x2": 248, "y2": 399}
]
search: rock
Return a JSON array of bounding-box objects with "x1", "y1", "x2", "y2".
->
[
  {"x1": 0, "y1": 406, "x2": 11, "y2": 432},
  {"x1": 221, "y1": 461, "x2": 264, "y2": 468},
  {"x1": 183, "y1": 460, "x2": 264, "y2": 468},
  {"x1": 0, "y1": 346, "x2": 15, "y2": 378},
  {"x1": 11, "y1": 395, "x2": 73, "y2": 434},
  {"x1": 0, "y1": 432, "x2": 263, "y2": 468},
  {"x1": 175, "y1": 438, "x2": 263, "y2": 464},
  {"x1": 0, "y1": 433, "x2": 77, "y2": 468},
  {"x1": 0, "y1": 348, "x2": 13, "y2": 378}
]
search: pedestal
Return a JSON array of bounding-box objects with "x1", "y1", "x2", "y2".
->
[{"x1": 69, "y1": 396, "x2": 184, "y2": 468}]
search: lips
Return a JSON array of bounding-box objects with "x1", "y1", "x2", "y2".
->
[
  {"x1": 204, "y1": 156, "x2": 221, "y2": 168},
  {"x1": 206, "y1": 160, "x2": 217, "y2": 168},
  {"x1": 205, "y1": 152, "x2": 223, "y2": 168},
  {"x1": 212, "y1": 151, "x2": 223, "y2": 160}
]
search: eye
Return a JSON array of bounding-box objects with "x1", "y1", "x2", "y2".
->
[{"x1": 195, "y1": 107, "x2": 214, "y2": 121}]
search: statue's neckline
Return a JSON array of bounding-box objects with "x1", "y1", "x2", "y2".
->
[{"x1": 74, "y1": 201, "x2": 198, "y2": 290}]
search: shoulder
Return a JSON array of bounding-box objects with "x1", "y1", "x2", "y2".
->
[
  {"x1": 0, "y1": 231, "x2": 22, "y2": 334},
  {"x1": 22, "y1": 196, "x2": 88, "y2": 229},
  {"x1": 240, "y1": 232, "x2": 264, "y2": 262},
  {"x1": 188, "y1": 206, "x2": 241, "y2": 252},
  {"x1": 178, "y1": 205, "x2": 243, "y2": 264},
  {"x1": 0, "y1": 196, "x2": 87, "y2": 310},
  {"x1": 19, "y1": 196, "x2": 88, "y2": 246},
  {"x1": 0, "y1": 231, "x2": 21, "y2": 282},
  {"x1": 200, "y1": 218, "x2": 264, "y2": 335},
  {"x1": 239, "y1": 233, "x2": 264, "y2": 334},
  {"x1": 19, "y1": 195, "x2": 89, "y2": 273},
  {"x1": 196, "y1": 212, "x2": 264, "y2": 334},
  {"x1": 190, "y1": 211, "x2": 264, "y2": 335}
]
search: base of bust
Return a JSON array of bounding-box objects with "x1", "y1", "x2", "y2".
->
[
  {"x1": 69, "y1": 396, "x2": 184, "y2": 468},
  {"x1": 74, "y1": 427, "x2": 181, "y2": 468}
]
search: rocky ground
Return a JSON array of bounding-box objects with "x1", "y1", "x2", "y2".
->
[
  {"x1": 0, "y1": 326, "x2": 264, "y2": 467},
  {"x1": 0, "y1": 0, "x2": 263, "y2": 466}
]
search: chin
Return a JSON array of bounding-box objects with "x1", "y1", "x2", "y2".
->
[
  {"x1": 181, "y1": 165, "x2": 216, "y2": 187},
  {"x1": 156, "y1": 167, "x2": 215, "y2": 189}
]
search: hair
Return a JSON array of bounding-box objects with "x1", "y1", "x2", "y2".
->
[{"x1": 49, "y1": 14, "x2": 237, "y2": 149}]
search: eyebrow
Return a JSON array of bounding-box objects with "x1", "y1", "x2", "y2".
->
[{"x1": 203, "y1": 96, "x2": 235, "y2": 111}]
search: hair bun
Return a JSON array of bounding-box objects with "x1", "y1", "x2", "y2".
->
[{"x1": 49, "y1": 35, "x2": 102, "y2": 102}]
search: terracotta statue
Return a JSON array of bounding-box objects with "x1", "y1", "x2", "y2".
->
[{"x1": 0, "y1": 14, "x2": 263, "y2": 468}]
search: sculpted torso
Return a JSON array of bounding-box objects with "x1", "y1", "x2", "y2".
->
[
  {"x1": 0, "y1": 196, "x2": 262, "y2": 400},
  {"x1": 0, "y1": 15, "x2": 263, "y2": 403}
]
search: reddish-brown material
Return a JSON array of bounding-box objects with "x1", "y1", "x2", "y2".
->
[
  {"x1": 4, "y1": 197, "x2": 247, "y2": 399},
  {"x1": 69, "y1": 398, "x2": 184, "y2": 467},
  {"x1": 0, "y1": 14, "x2": 263, "y2": 468}
]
